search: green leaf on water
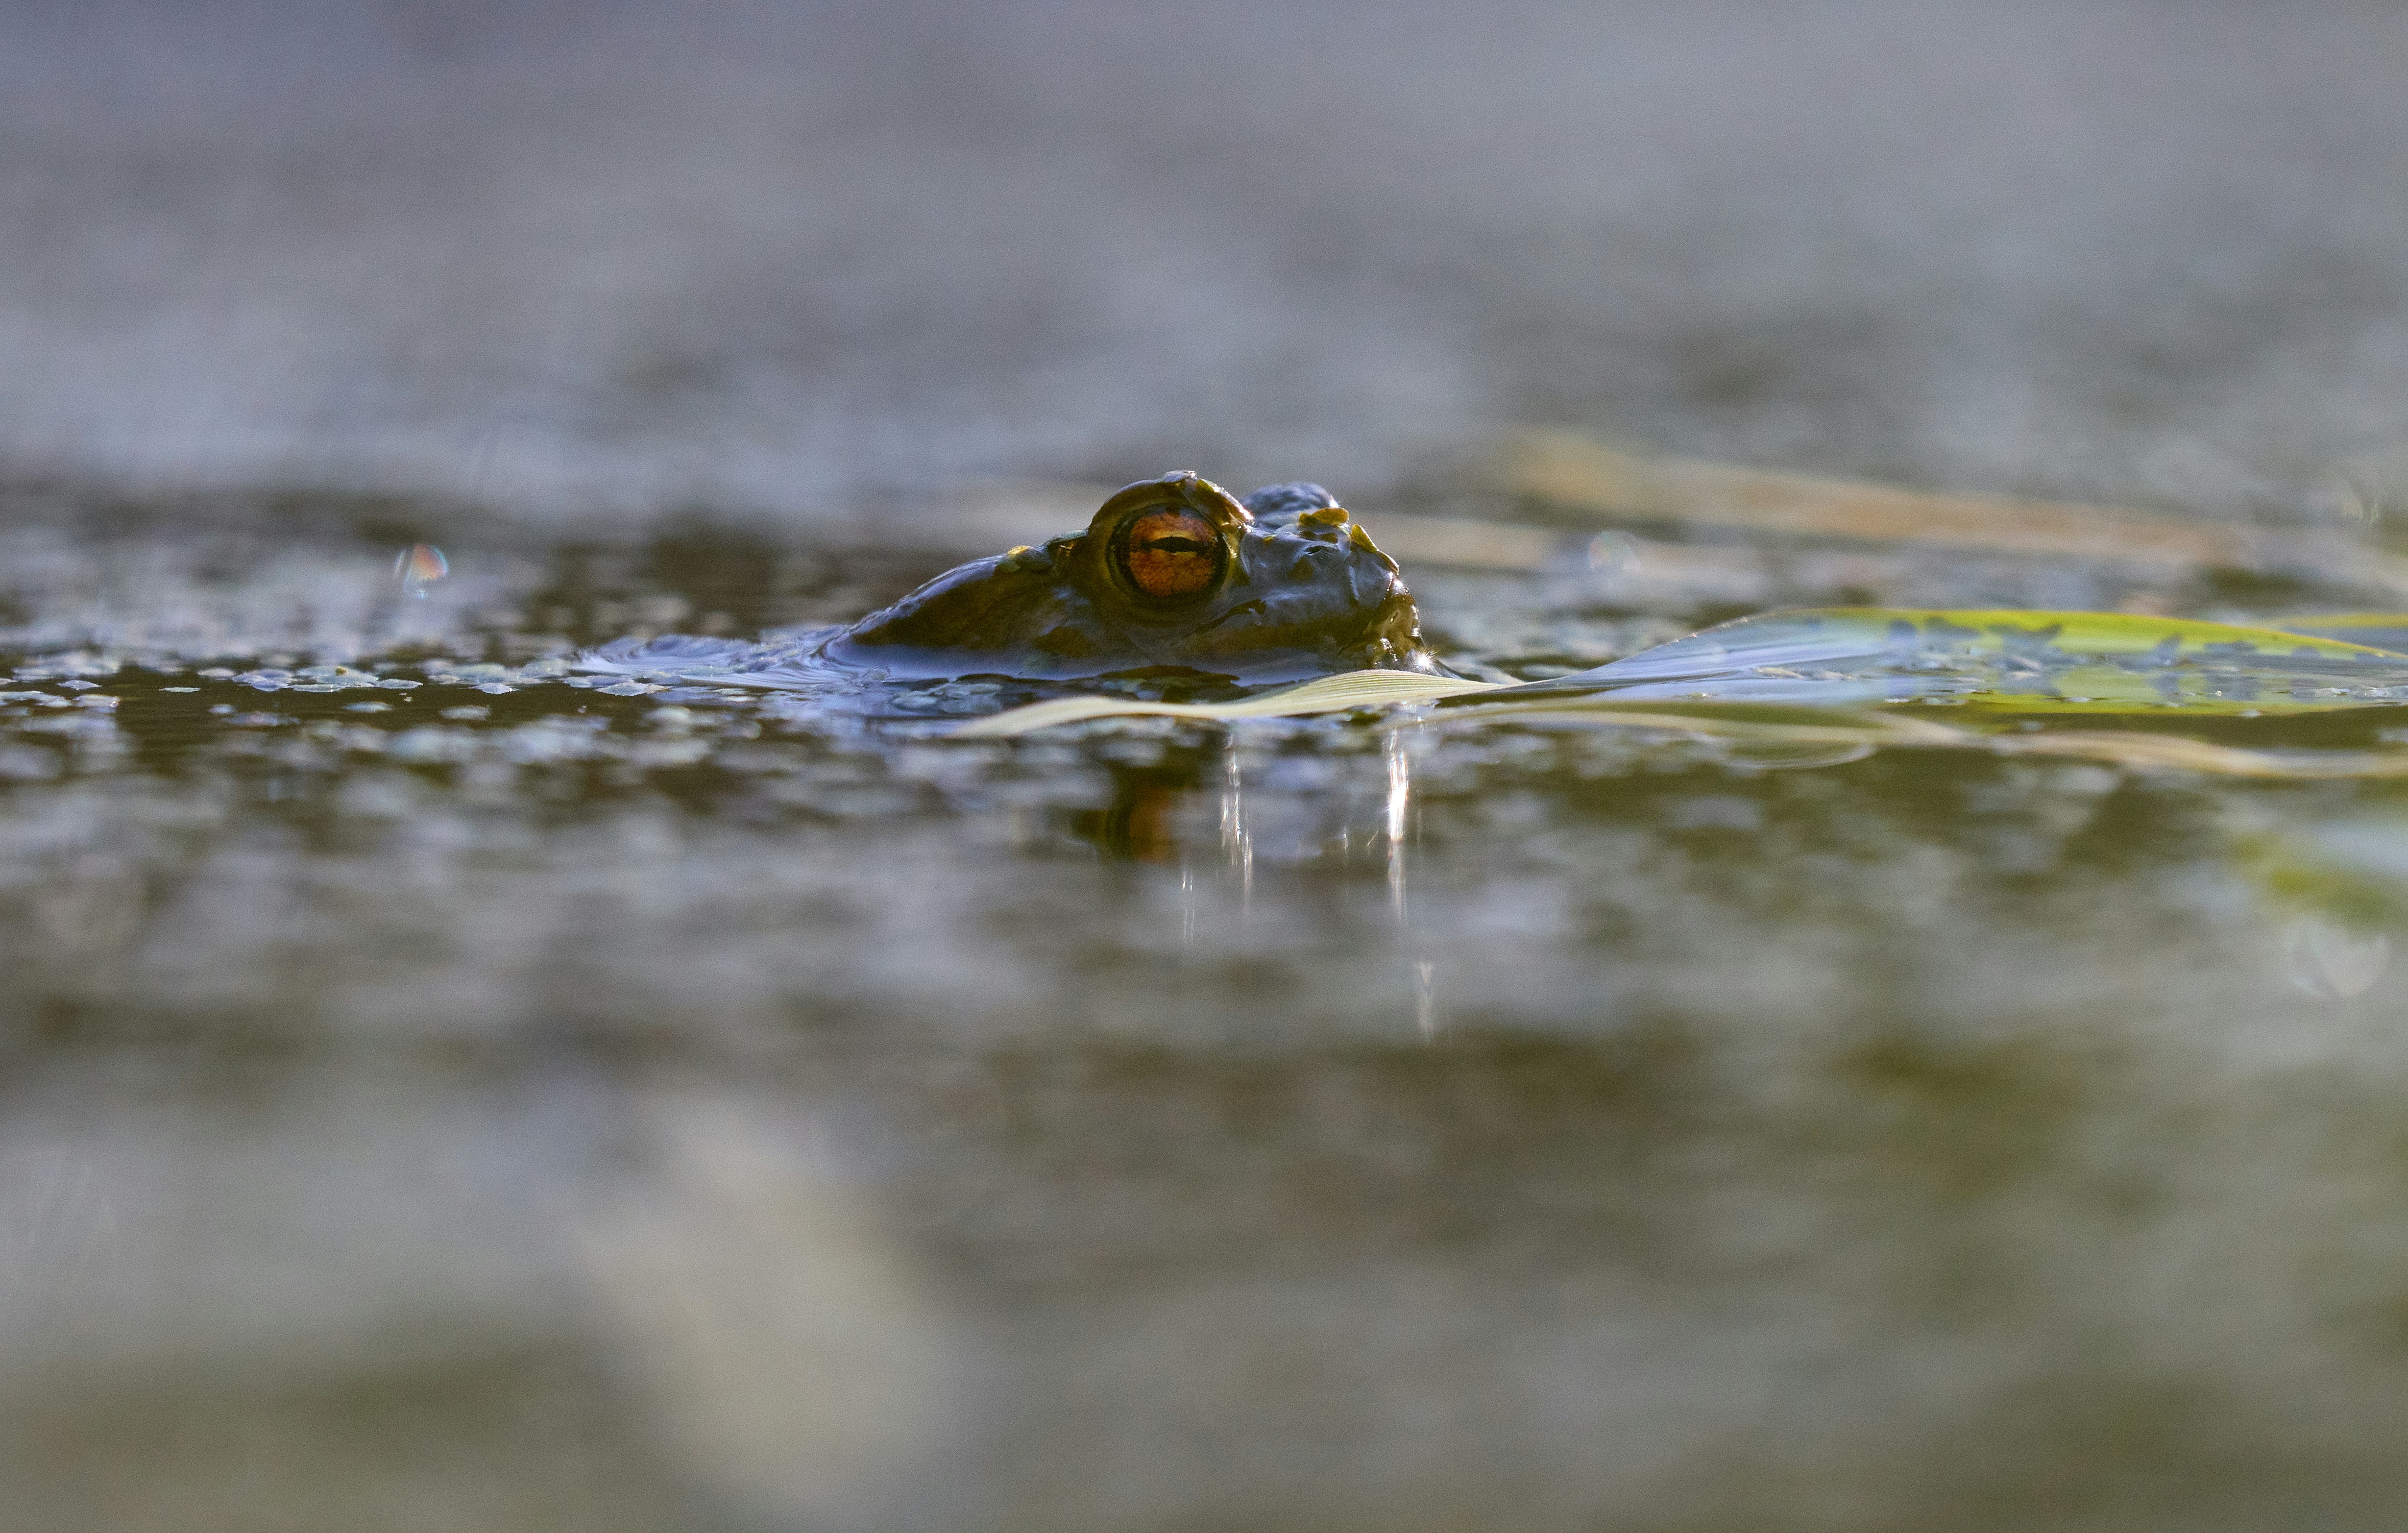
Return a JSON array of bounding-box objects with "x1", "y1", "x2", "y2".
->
[
  {"x1": 1471, "y1": 607, "x2": 2408, "y2": 717},
  {"x1": 1818, "y1": 607, "x2": 2398, "y2": 659}
]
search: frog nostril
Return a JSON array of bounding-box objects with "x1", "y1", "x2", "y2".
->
[{"x1": 1288, "y1": 542, "x2": 1342, "y2": 578}]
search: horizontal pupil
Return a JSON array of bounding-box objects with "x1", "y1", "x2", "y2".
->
[{"x1": 1136, "y1": 537, "x2": 1213, "y2": 555}]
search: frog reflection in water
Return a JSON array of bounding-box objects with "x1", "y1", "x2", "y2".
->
[{"x1": 595, "y1": 474, "x2": 1440, "y2": 688}]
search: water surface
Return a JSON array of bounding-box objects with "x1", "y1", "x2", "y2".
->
[
  {"x1": 12, "y1": 2, "x2": 2408, "y2": 1525},
  {"x1": 9, "y1": 506, "x2": 2408, "y2": 1531}
]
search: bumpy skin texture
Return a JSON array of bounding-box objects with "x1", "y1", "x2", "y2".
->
[{"x1": 819, "y1": 473, "x2": 1438, "y2": 683}]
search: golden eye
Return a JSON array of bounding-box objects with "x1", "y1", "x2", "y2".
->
[{"x1": 1117, "y1": 508, "x2": 1224, "y2": 601}]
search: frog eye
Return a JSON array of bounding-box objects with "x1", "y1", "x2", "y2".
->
[{"x1": 1116, "y1": 508, "x2": 1226, "y2": 601}]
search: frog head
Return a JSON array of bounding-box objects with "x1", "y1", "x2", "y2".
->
[{"x1": 820, "y1": 473, "x2": 1435, "y2": 683}]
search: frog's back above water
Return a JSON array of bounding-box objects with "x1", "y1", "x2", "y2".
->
[{"x1": 587, "y1": 475, "x2": 1439, "y2": 689}]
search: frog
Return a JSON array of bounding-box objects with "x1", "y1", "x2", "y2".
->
[{"x1": 588, "y1": 473, "x2": 1443, "y2": 689}]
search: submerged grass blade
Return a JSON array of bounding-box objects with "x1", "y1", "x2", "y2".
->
[
  {"x1": 1422, "y1": 696, "x2": 2408, "y2": 779},
  {"x1": 1421, "y1": 696, "x2": 1966, "y2": 744},
  {"x1": 1977, "y1": 731, "x2": 2408, "y2": 777}
]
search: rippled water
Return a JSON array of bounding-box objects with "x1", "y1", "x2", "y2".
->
[{"x1": 7, "y1": 502, "x2": 2408, "y2": 1531}]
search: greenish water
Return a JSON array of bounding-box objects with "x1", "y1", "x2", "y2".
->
[{"x1": 10, "y1": 509, "x2": 2408, "y2": 1531}]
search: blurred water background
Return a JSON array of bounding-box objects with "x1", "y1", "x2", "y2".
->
[
  {"x1": 13, "y1": 3, "x2": 2408, "y2": 1529},
  {"x1": 12, "y1": 0, "x2": 2408, "y2": 519}
]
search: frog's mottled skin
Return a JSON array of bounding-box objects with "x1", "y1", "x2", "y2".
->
[{"x1": 821, "y1": 473, "x2": 1437, "y2": 683}]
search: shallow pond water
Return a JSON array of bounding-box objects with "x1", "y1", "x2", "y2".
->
[
  {"x1": 10, "y1": 503, "x2": 2408, "y2": 1531},
  {"x1": 15, "y1": 1, "x2": 2408, "y2": 1524}
]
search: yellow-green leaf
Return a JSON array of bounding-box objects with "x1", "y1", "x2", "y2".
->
[{"x1": 1496, "y1": 607, "x2": 2408, "y2": 717}]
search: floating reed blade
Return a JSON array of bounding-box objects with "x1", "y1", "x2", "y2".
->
[{"x1": 949, "y1": 670, "x2": 1499, "y2": 737}]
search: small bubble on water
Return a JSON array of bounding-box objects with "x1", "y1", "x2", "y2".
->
[
  {"x1": 1586, "y1": 531, "x2": 1639, "y2": 573},
  {"x1": 393, "y1": 544, "x2": 449, "y2": 599}
]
